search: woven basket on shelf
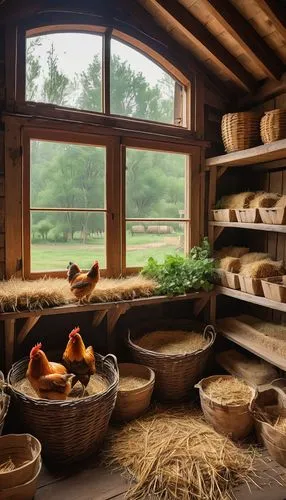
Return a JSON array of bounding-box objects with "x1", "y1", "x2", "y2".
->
[
  {"x1": 7, "y1": 354, "x2": 119, "y2": 464},
  {"x1": 0, "y1": 371, "x2": 10, "y2": 435},
  {"x1": 221, "y1": 112, "x2": 261, "y2": 153},
  {"x1": 126, "y1": 319, "x2": 216, "y2": 402},
  {"x1": 260, "y1": 109, "x2": 286, "y2": 144}
]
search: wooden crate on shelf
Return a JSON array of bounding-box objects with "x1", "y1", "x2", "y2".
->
[
  {"x1": 261, "y1": 276, "x2": 286, "y2": 303},
  {"x1": 259, "y1": 208, "x2": 286, "y2": 225},
  {"x1": 214, "y1": 269, "x2": 240, "y2": 289},
  {"x1": 238, "y1": 275, "x2": 263, "y2": 296},
  {"x1": 211, "y1": 209, "x2": 237, "y2": 222},
  {"x1": 235, "y1": 208, "x2": 261, "y2": 223}
]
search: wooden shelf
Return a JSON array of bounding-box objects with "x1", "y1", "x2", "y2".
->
[
  {"x1": 206, "y1": 139, "x2": 286, "y2": 169},
  {"x1": 216, "y1": 286, "x2": 286, "y2": 313},
  {"x1": 217, "y1": 321, "x2": 286, "y2": 371},
  {"x1": 209, "y1": 221, "x2": 286, "y2": 233}
]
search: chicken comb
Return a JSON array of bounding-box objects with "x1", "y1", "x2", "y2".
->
[
  {"x1": 69, "y1": 326, "x2": 80, "y2": 338},
  {"x1": 30, "y1": 343, "x2": 42, "y2": 357}
]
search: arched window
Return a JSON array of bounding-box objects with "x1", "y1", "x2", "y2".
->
[
  {"x1": 5, "y1": 22, "x2": 202, "y2": 280},
  {"x1": 25, "y1": 28, "x2": 187, "y2": 127}
]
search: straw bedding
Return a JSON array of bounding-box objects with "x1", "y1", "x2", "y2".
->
[
  {"x1": 239, "y1": 252, "x2": 270, "y2": 265},
  {"x1": 276, "y1": 195, "x2": 286, "y2": 208},
  {"x1": 13, "y1": 373, "x2": 108, "y2": 400},
  {"x1": 0, "y1": 276, "x2": 157, "y2": 312},
  {"x1": 104, "y1": 407, "x2": 256, "y2": 500},
  {"x1": 203, "y1": 377, "x2": 253, "y2": 406},
  {"x1": 221, "y1": 316, "x2": 286, "y2": 358},
  {"x1": 119, "y1": 376, "x2": 149, "y2": 391},
  {"x1": 135, "y1": 330, "x2": 208, "y2": 354},
  {"x1": 218, "y1": 192, "x2": 255, "y2": 209},
  {"x1": 216, "y1": 350, "x2": 278, "y2": 386},
  {"x1": 249, "y1": 192, "x2": 280, "y2": 208},
  {"x1": 275, "y1": 417, "x2": 286, "y2": 434},
  {"x1": 239, "y1": 259, "x2": 284, "y2": 278}
]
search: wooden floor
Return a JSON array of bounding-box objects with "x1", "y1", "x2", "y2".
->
[{"x1": 35, "y1": 450, "x2": 286, "y2": 500}]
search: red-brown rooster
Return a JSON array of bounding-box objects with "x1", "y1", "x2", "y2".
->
[
  {"x1": 26, "y1": 343, "x2": 75, "y2": 400},
  {"x1": 67, "y1": 260, "x2": 100, "y2": 303},
  {"x1": 62, "y1": 327, "x2": 96, "y2": 390}
]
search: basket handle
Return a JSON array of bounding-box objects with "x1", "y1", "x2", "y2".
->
[
  {"x1": 103, "y1": 354, "x2": 119, "y2": 373},
  {"x1": 203, "y1": 324, "x2": 216, "y2": 343}
]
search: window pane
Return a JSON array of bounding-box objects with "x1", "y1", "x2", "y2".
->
[
  {"x1": 111, "y1": 39, "x2": 179, "y2": 124},
  {"x1": 126, "y1": 149, "x2": 186, "y2": 218},
  {"x1": 126, "y1": 222, "x2": 185, "y2": 267},
  {"x1": 31, "y1": 140, "x2": 106, "y2": 209},
  {"x1": 26, "y1": 33, "x2": 103, "y2": 112},
  {"x1": 31, "y1": 211, "x2": 106, "y2": 271}
]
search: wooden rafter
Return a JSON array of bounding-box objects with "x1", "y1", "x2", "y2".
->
[
  {"x1": 203, "y1": 0, "x2": 283, "y2": 81},
  {"x1": 153, "y1": 0, "x2": 256, "y2": 91},
  {"x1": 257, "y1": 0, "x2": 286, "y2": 41}
]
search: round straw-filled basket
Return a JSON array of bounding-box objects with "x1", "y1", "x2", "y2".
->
[
  {"x1": 221, "y1": 112, "x2": 261, "y2": 153},
  {"x1": 112, "y1": 363, "x2": 155, "y2": 422},
  {"x1": 0, "y1": 434, "x2": 41, "y2": 490},
  {"x1": 260, "y1": 109, "x2": 286, "y2": 144},
  {"x1": 126, "y1": 320, "x2": 216, "y2": 402},
  {"x1": 7, "y1": 354, "x2": 119, "y2": 464},
  {"x1": 0, "y1": 371, "x2": 10, "y2": 436},
  {"x1": 196, "y1": 375, "x2": 256, "y2": 441}
]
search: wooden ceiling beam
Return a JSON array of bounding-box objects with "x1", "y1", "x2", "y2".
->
[
  {"x1": 257, "y1": 0, "x2": 286, "y2": 40},
  {"x1": 153, "y1": 0, "x2": 256, "y2": 91},
  {"x1": 203, "y1": 0, "x2": 283, "y2": 81}
]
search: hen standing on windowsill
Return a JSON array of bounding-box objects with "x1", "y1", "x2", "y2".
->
[{"x1": 67, "y1": 260, "x2": 100, "y2": 303}]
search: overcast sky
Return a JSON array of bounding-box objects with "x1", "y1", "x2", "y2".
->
[{"x1": 28, "y1": 32, "x2": 167, "y2": 86}]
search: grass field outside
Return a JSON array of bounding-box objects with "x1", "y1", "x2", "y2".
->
[{"x1": 31, "y1": 232, "x2": 184, "y2": 271}]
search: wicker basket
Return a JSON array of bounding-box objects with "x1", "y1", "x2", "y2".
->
[
  {"x1": 238, "y1": 275, "x2": 263, "y2": 296},
  {"x1": 7, "y1": 353, "x2": 119, "y2": 464},
  {"x1": 259, "y1": 207, "x2": 286, "y2": 225},
  {"x1": 0, "y1": 459, "x2": 41, "y2": 500},
  {"x1": 235, "y1": 208, "x2": 261, "y2": 224},
  {"x1": 196, "y1": 375, "x2": 256, "y2": 441},
  {"x1": 221, "y1": 112, "x2": 261, "y2": 153},
  {"x1": 0, "y1": 371, "x2": 10, "y2": 435},
  {"x1": 212, "y1": 209, "x2": 237, "y2": 222},
  {"x1": 112, "y1": 363, "x2": 155, "y2": 422},
  {"x1": 0, "y1": 434, "x2": 41, "y2": 490},
  {"x1": 126, "y1": 320, "x2": 216, "y2": 402},
  {"x1": 214, "y1": 269, "x2": 240, "y2": 289},
  {"x1": 260, "y1": 109, "x2": 286, "y2": 144}
]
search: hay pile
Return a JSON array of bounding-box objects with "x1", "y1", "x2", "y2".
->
[
  {"x1": 203, "y1": 377, "x2": 253, "y2": 406},
  {"x1": 0, "y1": 275, "x2": 157, "y2": 312},
  {"x1": 249, "y1": 192, "x2": 280, "y2": 208},
  {"x1": 135, "y1": 330, "x2": 208, "y2": 354},
  {"x1": 214, "y1": 246, "x2": 249, "y2": 259},
  {"x1": 216, "y1": 349, "x2": 278, "y2": 386},
  {"x1": 219, "y1": 316, "x2": 286, "y2": 358},
  {"x1": 240, "y1": 252, "x2": 270, "y2": 264},
  {"x1": 104, "y1": 407, "x2": 256, "y2": 500},
  {"x1": 217, "y1": 192, "x2": 255, "y2": 209},
  {"x1": 239, "y1": 259, "x2": 284, "y2": 278},
  {"x1": 14, "y1": 373, "x2": 108, "y2": 400},
  {"x1": 217, "y1": 257, "x2": 241, "y2": 273},
  {"x1": 119, "y1": 376, "x2": 148, "y2": 391}
]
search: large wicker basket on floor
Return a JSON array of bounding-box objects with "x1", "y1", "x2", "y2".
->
[
  {"x1": 221, "y1": 112, "x2": 261, "y2": 153},
  {"x1": 126, "y1": 319, "x2": 216, "y2": 402},
  {"x1": 7, "y1": 354, "x2": 119, "y2": 464},
  {"x1": 260, "y1": 109, "x2": 286, "y2": 144},
  {"x1": 0, "y1": 371, "x2": 10, "y2": 435}
]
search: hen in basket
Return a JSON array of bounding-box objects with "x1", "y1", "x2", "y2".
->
[
  {"x1": 26, "y1": 343, "x2": 75, "y2": 400},
  {"x1": 63, "y1": 327, "x2": 96, "y2": 391}
]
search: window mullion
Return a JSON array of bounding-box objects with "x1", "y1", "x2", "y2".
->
[
  {"x1": 106, "y1": 136, "x2": 121, "y2": 277},
  {"x1": 103, "y1": 28, "x2": 112, "y2": 116}
]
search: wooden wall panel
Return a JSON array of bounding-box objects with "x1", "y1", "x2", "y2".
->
[{"x1": 0, "y1": 26, "x2": 5, "y2": 280}]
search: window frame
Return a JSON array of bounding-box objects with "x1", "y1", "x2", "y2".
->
[
  {"x1": 22, "y1": 127, "x2": 122, "y2": 279},
  {"x1": 15, "y1": 24, "x2": 191, "y2": 131}
]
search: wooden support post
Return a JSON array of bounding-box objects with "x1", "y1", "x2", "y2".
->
[
  {"x1": 217, "y1": 165, "x2": 229, "y2": 179},
  {"x1": 17, "y1": 316, "x2": 41, "y2": 344},
  {"x1": 92, "y1": 309, "x2": 108, "y2": 328},
  {"x1": 210, "y1": 296, "x2": 217, "y2": 324},
  {"x1": 4, "y1": 319, "x2": 15, "y2": 373},
  {"x1": 214, "y1": 226, "x2": 225, "y2": 242},
  {"x1": 106, "y1": 304, "x2": 130, "y2": 353}
]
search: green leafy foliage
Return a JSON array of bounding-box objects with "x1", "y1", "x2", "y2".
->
[{"x1": 141, "y1": 238, "x2": 215, "y2": 296}]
